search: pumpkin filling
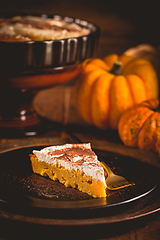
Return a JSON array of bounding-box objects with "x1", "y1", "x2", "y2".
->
[{"x1": 30, "y1": 143, "x2": 107, "y2": 198}]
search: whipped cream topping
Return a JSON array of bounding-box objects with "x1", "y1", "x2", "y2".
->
[
  {"x1": 33, "y1": 143, "x2": 106, "y2": 187},
  {"x1": 0, "y1": 15, "x2": 91, "y2": 41}
]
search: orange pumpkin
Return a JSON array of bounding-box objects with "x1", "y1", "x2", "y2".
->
[
  {"x1": 74, "y1": 54, "x2": 159, "y2": 130},
  {"x1": 118, "y1": 99, "x2": 160, "y2": 154}
]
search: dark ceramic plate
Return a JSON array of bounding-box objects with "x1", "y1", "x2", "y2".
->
[{"x1": 0, "y1": 145, "x2": 158, "y2": 218}]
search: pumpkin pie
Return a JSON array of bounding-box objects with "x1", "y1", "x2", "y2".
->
[{"x1": 30, "y1": 143, "x2": 107, "y2": 198}]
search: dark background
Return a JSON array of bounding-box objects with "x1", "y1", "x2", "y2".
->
[{"x1": 1, "y1": 0, "x2": 160, "y2": 58}]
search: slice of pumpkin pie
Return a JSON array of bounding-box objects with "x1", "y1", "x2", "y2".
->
[{"x1": 30, "y1": 143, "x2": 107, "y2": 198}]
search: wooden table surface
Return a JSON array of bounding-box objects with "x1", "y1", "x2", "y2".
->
[{"x1": 1, "y1": 1, "x2": 160, "y2": 239}]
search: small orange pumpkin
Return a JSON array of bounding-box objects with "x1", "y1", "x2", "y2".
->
[
  {"x1": 74, "y1": 54, "x2": 159, "y2": 130},
  {"x1": 118, "y1": 99, "x2": 160, "y2": 154}
]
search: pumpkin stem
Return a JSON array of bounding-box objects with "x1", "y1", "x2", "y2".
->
[{"x1": 110, "y1": 61, "x2": 122, "y2": 75}]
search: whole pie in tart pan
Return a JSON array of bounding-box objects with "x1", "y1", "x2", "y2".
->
[
  {"x1": 0, "y1": 12, "x2": 100, "y2": 137},
  {"x1": 0, "y1": 13, "x2": 100, "y2": 78}
]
